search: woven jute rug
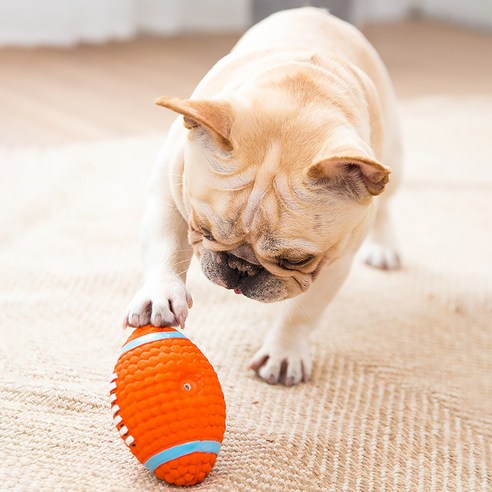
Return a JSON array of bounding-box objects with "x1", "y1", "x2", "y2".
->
[{"x1": 1, "y1": 97, "x2": 491, "y2": 491}]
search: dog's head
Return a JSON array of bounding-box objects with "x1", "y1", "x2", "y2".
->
[{"x1": 156, "y1": 66, "x2": 390, "y2": 302}]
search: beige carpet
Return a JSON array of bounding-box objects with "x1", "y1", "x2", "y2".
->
[{"x1": 1, "y1": 96, "x2": 491, "y2": 491}]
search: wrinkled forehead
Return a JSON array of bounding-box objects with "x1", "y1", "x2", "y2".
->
[
  {"x1": 190, "y1": 139, "x2": 315, "y2": 212},
  {"x1": 186, "y1": 127, "x2": 358, "y2": 249},
  {"x1": 189, "y1": 189, "x2": 323, "y2": 252}
]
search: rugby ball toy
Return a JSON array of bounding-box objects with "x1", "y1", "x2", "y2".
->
[{"x1": 109, "y1": 325, "x2": 226, "y2": 486}]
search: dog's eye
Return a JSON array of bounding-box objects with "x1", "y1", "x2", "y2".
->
[
  {"x1": 277, "y1": 255, "x2": 314, "y2": 269},
  {"x1": 201, "y1": 228, "x2": 215, "y2": 241}
]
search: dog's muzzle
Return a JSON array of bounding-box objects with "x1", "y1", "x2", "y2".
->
[{"x1": 200, "y1": 248, "x2": 287, "y2": 302}]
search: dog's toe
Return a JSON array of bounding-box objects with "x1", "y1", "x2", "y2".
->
[
  {"x1": 125, "y1": 280, "x2": 191, "y2": 328},
  {"x1": 361, "y1": 242, "x2": 401, "y2": 270},
  {"x1": 126, "y1": 294, "x2": 152, "y2": 327},
  {"x1": 248, "y1": 339, "x2": 311, "y2": 386}
]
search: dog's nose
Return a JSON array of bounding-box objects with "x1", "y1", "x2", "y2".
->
[
  {"x1": 226, "y1": 251, "x2": 262, "y2": 277},
  {"x1": 227, "y1": 244, "x2": 261, "y2": 265}
]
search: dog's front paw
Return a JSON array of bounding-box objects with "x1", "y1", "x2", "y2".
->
[
  {"x1": 125, "y1": 279, "x2": 193, "y2": 329},
  {"x1": 248, "y1": 336, "x2": 312, "y2": 386},
  {"x1": 361, "y1": 242, "x2": 401, "y2": 270}
]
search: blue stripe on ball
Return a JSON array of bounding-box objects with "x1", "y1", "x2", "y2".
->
[
  {"x1": 121, "y1": 331, "x2": 187, "y2": 355},
  {"x1": 144, "y1": 440, "x2": 221, "y2": 473}
]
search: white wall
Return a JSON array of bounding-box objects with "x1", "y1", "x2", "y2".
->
[
  {"x1": 0, "y1": 0, "x2": 138, "y2": 46},
  {"x1": 136, "y1": 0, "x2": 182, "y2": 36},
  {"x1": 353, "y1": 0, "x2": 415, "y2": 24},
  {"x1": 138, "y1": 0, "x2": 251, "y2": 36},
  {"x1": 0, "y1": 0, "x2": 251, "y2": 47},
  {"x1": 355, "y1": 0, "x2": 492, "y2": 29},
  {"x1": 0, "y1": 0, "x2": 490, "y2": 47},
  {"x1": 419, "y1": 0, "x2": 492, "y2": 31}
]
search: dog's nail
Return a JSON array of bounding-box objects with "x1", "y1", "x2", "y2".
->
[
  {"x1": 177, "y1": 314, "x2": 186, "y2": 330},
  {"x1": 186, "y1": 294, "x2": 193, "y2": 309},
  {"x1": 285, "y1": 377, "x2": 295, "y2": 387},
  {"x1": 131, "y1": 314, "x2": 138, "y2": 326},
  {"x1": 248, "y1": 354, "x2": 268, "y2": 371},
  {"x1": 154, "y1": 314, "x2": 162, "y2": 326},
  {"x1": 267, "y1": 375, "x2": 277, "y2": 385}
]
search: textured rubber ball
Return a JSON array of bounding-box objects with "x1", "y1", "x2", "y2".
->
[{"x1": 109, "y1": 325, "x2": 226, "y2": 486}]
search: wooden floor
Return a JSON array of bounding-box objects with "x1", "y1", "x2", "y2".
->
[{"x1": 1, "y1": 21, "x2": 491, "y2": 147}]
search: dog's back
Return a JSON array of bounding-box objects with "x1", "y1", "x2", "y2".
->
[{"x1": 194, "y1": 7, "x2": 401, "y2": 179}]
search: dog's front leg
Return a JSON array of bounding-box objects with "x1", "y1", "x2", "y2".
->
[
  {"x1": 248, "y1": 255, "x2": 353, "y2": 386},
  {"x1": 126, "y1": 136, "x2": 193, "y2": 329}
]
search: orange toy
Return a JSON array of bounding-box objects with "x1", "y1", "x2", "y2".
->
[{"x1": 109, "y1": 325, "x2": 226, "y2": 486}]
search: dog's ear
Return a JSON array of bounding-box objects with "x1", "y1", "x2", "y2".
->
[
  {"x1": 155, "y1": 96, "x2": 233, "y2": 151},
  {"x1": 306, "y1": 155, "x2": 391, "y2": 198}
]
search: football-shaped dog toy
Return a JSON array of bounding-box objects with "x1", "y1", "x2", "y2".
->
[{"x1": 109, "y1": 325, "x2": 226, "y2": 486}]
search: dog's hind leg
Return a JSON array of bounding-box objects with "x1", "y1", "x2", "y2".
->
[{"x1": 360, "y1": 198, "x2": 401, "y2": 270}]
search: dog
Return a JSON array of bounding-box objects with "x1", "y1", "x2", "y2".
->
[{"x1": 125, "y1": 7, "x2": 402, "y2": 386}]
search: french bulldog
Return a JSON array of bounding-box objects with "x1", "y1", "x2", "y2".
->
[{"x1": 125, "y1": 7, "x2": 402, "y2": 386}]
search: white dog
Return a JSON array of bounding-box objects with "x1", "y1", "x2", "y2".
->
[{"x1": 125, "y1": 7, "x2": 402, "y2": 386}]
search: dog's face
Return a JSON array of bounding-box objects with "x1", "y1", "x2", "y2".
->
[{"x1": 157, "y1": 69, "x2": 390, "y2": 302}]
